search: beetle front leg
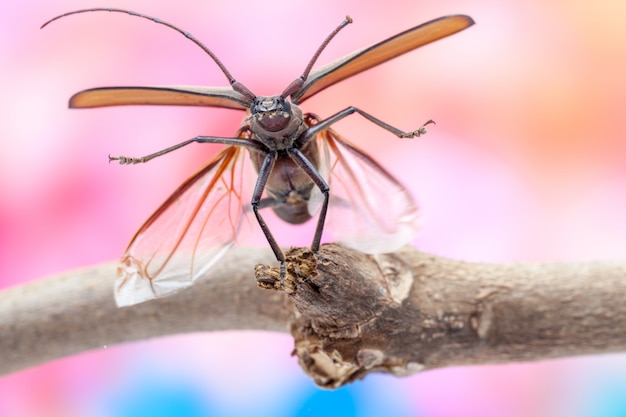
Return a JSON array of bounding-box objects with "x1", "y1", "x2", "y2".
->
[
  {"x1": 296, "y1": 107, "x2": 435, "y2": 147},
  {"x1": 109, "y1": 135, "x2": 267, "y2": 164}
]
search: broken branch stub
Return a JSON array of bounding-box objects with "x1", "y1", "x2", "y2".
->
[{"x1": 255, "y1": 244, "x2": 431, "y2": 388}]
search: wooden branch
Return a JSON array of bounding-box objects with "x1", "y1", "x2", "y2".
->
[
  {"x1": 2, "y1": 244, "x2": 625, "y2": 389},
  {"x1": 0, "y1": 248, "x2": 288, "y2": 375}
]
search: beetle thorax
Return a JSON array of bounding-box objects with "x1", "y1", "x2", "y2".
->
[{"x1": 248, "y1": 96, "x2": 305, "y2": 150}]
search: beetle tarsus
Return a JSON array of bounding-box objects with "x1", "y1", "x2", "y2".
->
[
  {"x1": 108, "y1": 154, "x2": 126, "y2": 164},
  {"x1": 109, "y1": 155, "x2": 143, "y2": 165},
  {"x1": 400, "y1": 119, "x2": 436, "y2": 138}
]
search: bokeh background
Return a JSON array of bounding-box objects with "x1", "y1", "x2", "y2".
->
[{"x1": 2, "y1": 0, "x2": 626, "y2": 416}]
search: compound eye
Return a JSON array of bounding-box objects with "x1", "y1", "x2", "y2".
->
[{"x1": 280, "y1": 99, "x2": 291, "y2": 114}]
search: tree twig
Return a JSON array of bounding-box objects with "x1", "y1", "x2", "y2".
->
[
  {"x1": 0, "y1": 248, "x2": 287, "y2": 375},
  {"x1": 1, "y1": 244, "x2": 625, "y2": 388}
]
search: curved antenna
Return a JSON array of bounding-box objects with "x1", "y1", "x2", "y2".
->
[
  {"x1": 41, "y1": 8, "x2": 256, "y2": 100},
  {"x1": 291, "y1": 15, "x2": 474, "y2": 104},
  {"x1": 281, "y1": 16, "x2": 353, "y2": 99}
]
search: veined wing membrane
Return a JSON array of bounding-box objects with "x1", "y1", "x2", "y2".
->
[
  {"x1": 293, "y1": 15, "x2": 474, "y2": 104},
  {"x1": 70, "y1": 86, "x2": 250, "y2": 109},
  {"x1": 317, "y1": 129, "x2": 420, "y2": 253},
  {"x1": 115, "y1": 144, "x2": 253, "y2": 306}
]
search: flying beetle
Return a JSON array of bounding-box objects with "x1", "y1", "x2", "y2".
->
[{"x1": 42, "y1": 9, "x2": 474, "y2": 307}]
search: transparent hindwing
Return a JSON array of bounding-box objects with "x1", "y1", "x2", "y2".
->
[
  {"x1": 115, "y1": 144, "x2": 253, "y2": 307},
  {"x1": 313, "y1": 127, "x2": 421, "y2": 253}
]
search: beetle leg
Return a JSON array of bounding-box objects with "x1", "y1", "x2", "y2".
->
[
  {"x1": 109, "y1": 135, "x2": 266, "y2": 165},
  {"x1": 287, "y1": 148, "x2": 329, "y2": 253},
  {"x1": 297, "y1": 107, "x2": 434, "y2": 147}
]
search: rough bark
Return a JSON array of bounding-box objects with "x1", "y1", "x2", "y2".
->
[{"x1": 1, "y1": 244, "x2": 625, "y2": 388}]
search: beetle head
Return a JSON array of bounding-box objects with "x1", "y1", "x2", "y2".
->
[{"x1": 250, "y1": 96, "x2": 293, "y2": 132}]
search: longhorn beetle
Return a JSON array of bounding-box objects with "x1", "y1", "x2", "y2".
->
[{"x1": 42, "y1": 9, "x2": 474, "y2": 306}]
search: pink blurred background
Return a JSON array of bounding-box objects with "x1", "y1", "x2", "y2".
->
[{"x1": 2, "y1": 0, "x2": 626, "y2": 416}]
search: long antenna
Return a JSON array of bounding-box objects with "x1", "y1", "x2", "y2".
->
[
  {"x1": 281, "y1": 15, "x2": 353, "y2": 98},
  {"x1": 41, "y1": 8, "x2": 256, "y2": 100}
]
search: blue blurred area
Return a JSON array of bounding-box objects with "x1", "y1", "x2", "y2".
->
[
  {"x1": 104, "y1": 368, "x2": 415, "y2": 417},
  {"x1": 584, "y1": 377, "x2": 626, "y2": 417},
  {"x1": 294, "y1": 385, "x2": 359, "y2": 417},
  {"x1": 107, "y1": 377, "x2": 213, "y2": 417},
  {"x1": 291, "y1": 377, "x2": 415, "y2": 417}
]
